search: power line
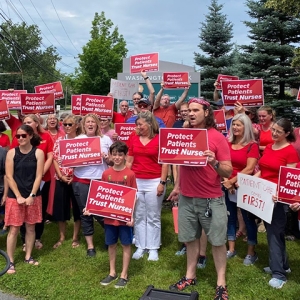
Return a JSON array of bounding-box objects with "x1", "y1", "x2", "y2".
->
[
  {"x1": 51, "y1": 0, "x2": 80, "y2": 54},
  {"x1": 6, "y1": 0, "x2": 25, "y2": 23}
]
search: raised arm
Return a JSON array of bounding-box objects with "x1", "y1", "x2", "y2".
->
[
  {"x1": 141, "y1": 71, "x2": 155, "y2": 105},
  {"x1": 174, "y1": 82, "x2": 191, "y2": 110},
  {"x1": 153, "y1": 82, "x2": 165, "y2": 110},
  {"x1": 213, "y1": 81, "x2": 221, "y2": 102}
]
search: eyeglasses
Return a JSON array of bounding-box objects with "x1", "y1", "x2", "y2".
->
[
  {"x1": 16, "y1": 134, "x2": 28, "y2": 139},
  {"x1": 271, "y1": 128, "x2": 284, "y2": 135},
  {"x1": 138, "y1": 104, "x2": 148, "y2": 108},
  {"x1": 63, "y1": 123, "x2": 74, "y2": 127}
]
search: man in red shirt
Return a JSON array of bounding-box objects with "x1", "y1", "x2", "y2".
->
[
  {"x1": 112, "y1": 100, "x2": 133, "y2": 124},
  {"x1": 153, "y1": 82, "x2": 190, "y2": 128},
  {"x1": 168, "y1": 98, "x2": 232, "y2": 300}
]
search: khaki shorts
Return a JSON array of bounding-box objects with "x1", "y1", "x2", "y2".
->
[{"x1": 178, "y1": 195, "x2": 227, "y2": 246}]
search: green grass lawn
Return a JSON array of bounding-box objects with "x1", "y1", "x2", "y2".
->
[{"x1": 0, "y1": 201, "x2": 300, "y2": 300}]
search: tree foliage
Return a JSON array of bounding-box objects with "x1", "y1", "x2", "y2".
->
[
  {"x1": 194, "y1": 0, "x2": 234, "y2": 101},
  {"x1": 0, "y1": 21, "x2": 61, "y2": 92},
  {"x1": 265, "y1": 0, "x2": 300, "y2": 17},
  {"x1": 240, "y1": 0, "x2": 300, "y2": 99},
  {"x1": 73, "y1": 12, "x2": 128, "y2": 95}
]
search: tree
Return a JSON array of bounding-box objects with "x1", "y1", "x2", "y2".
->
[
  {"x1": 73, "y1": 12, "x2": 128, "y2": 95},
  {"x1": 240, "y1": 0, "x2": 300, "y2": 99},
  {"x1": 194, "y1": 0, "x2": 234, "y2": 101},
  {"x1": 0, "y1": 21, "x2": 61, "y2": 92},
  {"x1": 265, "y1": 0, "x2": 300, "y2": 17}
]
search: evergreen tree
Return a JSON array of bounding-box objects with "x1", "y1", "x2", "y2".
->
[
  {"x1": 240, "y1": 0, "x2": 300, "y2": 99},
  {"x1": 194, "y1": 0, "x2": 234, "y2": 101}
]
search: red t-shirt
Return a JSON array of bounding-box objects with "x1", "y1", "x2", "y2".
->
[
  {"x1": 11, "y1": 131, "x2": 54, "y2": 182},
  {"x1": 128, "y1": 134, "x2": 162, "y2": 179},
  {"x1": 0, "y1": 133, "x2": 10, "y2": 148},
  {"x1": 102, "y1": 167, "x2": 137, "y2": 226},
  {"x1": 153, "y1": 104, "x2": 178, "y2": 128},
  {"x1": 180, "y1": 128, "x2": 231, "y2": 198},
  {"x1": 259, "y1": 129, "x2": 273, "y2": 148},
  {"x1": 292, "y1": 128, "x2": 300, "y2": 159},
  {"x1": 229, "y1": 142, "x2": 259, "y2": 178},
  {"x1": 112, "y1": 111, "x2": 133, "y2": 124},
  {"x1": 6, "y1": 115, "x2": 22, "y2": 137},
  {"x1": 259, "y1": 144, "x2": 299, "y2": 184}
]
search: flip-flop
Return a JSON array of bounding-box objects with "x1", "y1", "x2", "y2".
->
[
  {"x1": 24, "y1": 257, "x2": 39, "y2": 266},
  {"x1": 7, "y1": 262, "x2": 16, "y2": 274},
  {"x1": 72, "y1": 240, "x2": 80, "y2": 248},
  {"x1": 53, "y1": 240, "x2": 64, "y2": 249}
]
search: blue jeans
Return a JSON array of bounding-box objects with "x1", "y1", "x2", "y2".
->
[{"x1": 225, "y1": 189, "x2": 257, "y2": 245}]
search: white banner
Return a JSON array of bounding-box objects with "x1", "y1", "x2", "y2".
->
[
  {"x1": 110, "y1": 79, "x2": 139, "y2": 100},
  {"x1": 237, "y1": 173, "x2": 276, "y2": 224}
]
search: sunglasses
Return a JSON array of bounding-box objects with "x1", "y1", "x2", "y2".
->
[
  {"x1": 63, "y1": 123, "x2": 74, "y2": 127},
  {"x1": 138, "y1": 104, "x2": 148, "y2": 108},
  {"x1": 16, "y1": 134, "x2": 28, "y2": 139}
]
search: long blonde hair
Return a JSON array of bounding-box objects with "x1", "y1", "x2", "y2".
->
[
  {"x1": 81, "y1": 114, "x2": 102, "y2": 137},
  {"x1": 23, "y1": 114, "x2": 45, "y2": 133}
]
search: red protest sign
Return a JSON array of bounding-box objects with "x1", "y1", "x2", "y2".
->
[
  {"x1": 163, "y1": 72, "x2": 189, "y2": 89},
  {"x1": 71, "y1": 95, "x2": 81, "y2": 115},
  {"x1": 214, "y1": 110, "x2": 227, "y2": 132},
  {"x1": 297, "y1": 88, "x2": 300, "y2": 101},
  {"x1": 216, "y1": 74, "x2": 239, "y2": 90},
  {"x1": 59, "y1": 137, "x2": 103, "y2": 167},
  {"x1": 277, "y1": 166, "x2": 300, "y2": 205},
  {"x1": 130, "y1": 52, "x2": 159, "y2": 74},
  {"x1": 114, "y1": 123, "x2": 136, "y2": 143},
  {"x1": 81, "y1": 94, "x2": 113, "y2": 118},
  {"x1": 0, "y1": 90, "x2": 27, "y2": 109},
  {"x1": 21, "y1": 93, "x2": 55, "y2": 115},
  {"x1": 158, "y1": 128, "x2": 208, "y2": 166},
  {"x1": 0, "y1": 100, "x2": 10, "y2": 121},
  {"x1": 86, "y1": 180, "x2": 137, "y2": 223},
  {"x1": 34, "y1": 81, "x2": 64, "y2": 100},
  {"x1": 221, "y1": 79, "x2": 264, "y2": 107}
]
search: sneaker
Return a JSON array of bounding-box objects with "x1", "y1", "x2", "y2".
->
[
  {"x1": 263, "y1": 266, "x2": 291, "y2": 274},
  {"x1": 226, "y1": 250, "x2": 237, "y2": 259},
  {"x1": 100, "y1": 274, "x2": 118, "y2": 286},
  {"x1": 175, "y1": 244, "x2": 187, "y2": 256},
  {"x1": 268, "y1": 278, "x2": 286, "y2": 289},
  {"x1": 132, "y1": 248, "x2": 146, "y2": 260},
  {"x1": 132, "y1": 235, "x2": 136, "y2": 245},
  {"x1": 114, "y1": 278, "x2": 128, "y2": 288},
  {"x1": 214, "y1": 285, "x2": 229, "y2": 300},
  {"x1": 87, "y1": 248, "x2": 96, "y2": 257},
  {"x1": 148, "y1": 249, "x2": 159, "y2": 261},
  {"x1": 169, "y1": 276, "x2": 196, "y2": 292},
  {"x1": 243, "y1": 253, "x2": 258, "y2": 266},
  {"x1": 197, "y1": 256, "x2": 207, "y2": 269}
]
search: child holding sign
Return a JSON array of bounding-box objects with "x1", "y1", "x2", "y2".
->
[{"x1": 84, "y1": 141, "x2": 137, "y2": 288}]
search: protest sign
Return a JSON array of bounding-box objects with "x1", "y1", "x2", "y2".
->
[
  {"x1": 20, "y1": 93, "x2": 55, "y2": 115},
  {"x1": 81, "y1": 94, "x2": 113, "y2": 118},
  {"x1": 214, "y1": 109, "x2": 227, "y2": 132},
  {"x1": 237, "y1": 173, "x2": 276, "y2": 223},
  {"x1": 278, "y1": 166, "x2": 300, "y2": 205},
  {"x1": 114, "y1": 123, "x2": 136, "y2": 143},
  {"x1": 59, "y1": 137, "x2": 102, "y2": 167},
  {"x1": 0, "y1": 90, "x2": 27, "y2": 109},
  {"x1": 110, "y1": 79, "x2": 139, "y2": 100},
  {"x1": 158, "y1": 128, "x2": 208, "y2": 166},
  {"x1": 221, "y1": 79, "x2": 264, "y2": 107},
  {"x1": 216, "y1": 74, "x2": 239, "y2": 90},
  {"x1": 71, "y1": 95, "x2": 81, "y2": 115},
  {"x1": 297, "y1": 87, "x2": 300, "y2": 101},
  {"x1": 163, "y1": 72, "x2": 189, "y2": 89},
  {"x1": 86, "y1": 180, "x2": 137, "y2": 223},
  {"x1": 130, "y1": 52, "x2": 159, "y2": 73},
  {"x1": 35, "y1": 81, "x2": 64, "y2": 100},
  {"x1": 0, "y1": 100, "x2": 10, "y2": 121}
]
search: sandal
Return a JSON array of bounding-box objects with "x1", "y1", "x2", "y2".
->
[
  {"x1": 7, "y1": 262, "x2": 16, "y2": 274},
  {"x1": 53, "y1": 240, "x2": 64, "y2": 249},
  {"x1": 72, "y1": 240, "x2": 80, "y2": 248},
  {"x1": 236, "y1": 230, "x2": 246, "y2": 238},
  {"x1": 24, "y1": 257, "x2": 39, "y2": 266},
  {"x1": 35, "y1": 239, "x2": 43, "y2": 249}
]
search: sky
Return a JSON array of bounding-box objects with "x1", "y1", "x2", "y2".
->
[{"x1": 0, "y1": 0, "x2": 252, "y2": 74}]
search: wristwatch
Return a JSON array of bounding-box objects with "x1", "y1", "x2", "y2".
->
[
  {"x1": 214, "y1": 161, "x2": 220, "y2": 170},
  {"x1": 30, "y1": 193, "x2": 36, "y2": 198},
  {"x1": 160, "y1": 180, "x2": 167, "y2": 185}
]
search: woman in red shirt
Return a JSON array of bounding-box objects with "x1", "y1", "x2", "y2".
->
[
  {"x1": 258, "y1": 118, "x2": 299, "y2": 289},
  {"x1": 126, "y1": 111, "x2": 168, "y2": 261}
]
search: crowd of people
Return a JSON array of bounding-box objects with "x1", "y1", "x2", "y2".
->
[{"x1": 1, "y1": 75, "x2": 300, "y2": 300}]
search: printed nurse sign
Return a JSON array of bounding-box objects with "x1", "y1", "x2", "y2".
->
[{"x1": 130, "y1": 52, "x2": 159, "y2": 74}]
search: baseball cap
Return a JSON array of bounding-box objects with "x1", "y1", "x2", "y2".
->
[{"x1": 138, "y1": 98, "x2": 151, "y2": 106}]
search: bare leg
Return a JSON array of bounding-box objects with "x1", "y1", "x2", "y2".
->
[
  {"x1": 120, "y1": 244, "x2": 131, "y2": 279},
  {"x1": 186, "y1": 239, "x2": 200, "y2": 279},
  {"x1": 228, "y1": 240, "x2": 236, "y2": 253},
  {"x1": 85, "y1": 235, "x2": 94, "y2": 249},
  {"x1": 247, "y1": 244, "x2": 255, "y2": 256},
  {"x1": 237, "y1": 208, "x2": 246, "y2": 235},
  {"x1": 25, "y1": 223, "x2": 36, "y2": 260},
  {"x1": 72, "y1": 220, "x2": 81, "y2": 242},
  {"x1": 58, "y1": 221, "x2": 66, "y2": 242},
  {"x1": 212, "y1": 244, "x2": 227, "y2": 287},
  {"x1": 108, "y1": 244, "x2": 117, "y2": 276},
  {"x1": 6, "y1": 226, "x2": 20, "y2": 263}
]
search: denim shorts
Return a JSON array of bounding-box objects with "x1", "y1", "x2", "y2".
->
[
  {"x1": 178, "y1": 195, "x2": 228, "y2": 246},
  {"x1": 104, "y1": 224, "x2": 133, "y2": 246}
]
